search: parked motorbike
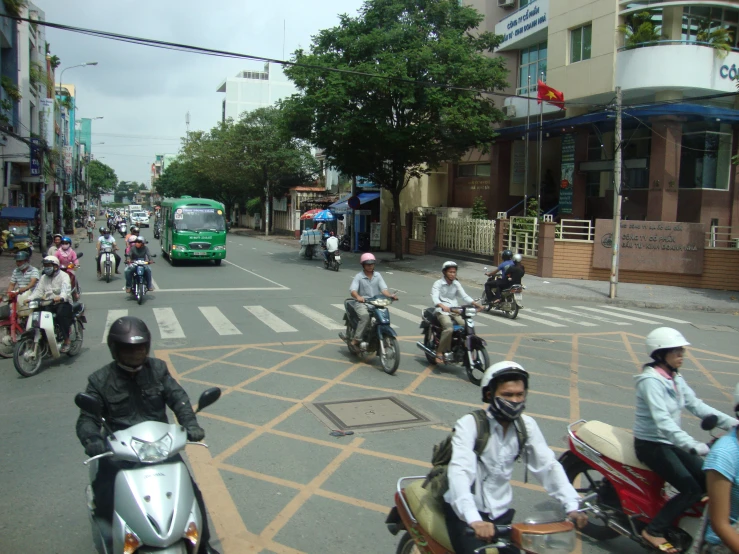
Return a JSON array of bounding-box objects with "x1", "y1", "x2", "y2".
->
[
  {"x1": 482, "y1": 267, "x2": 524, "y2": 319},
  {"x1": 60, "y1": 252, "x2": 84, "y2": 302},
  {"x1": 0, "y1": 228, "x2": 33, "y2": 257},
  {"x1": 339, "y1": 295, "x2": 400, "y2": 375},
  {"x1": 74, "y1": 387, "x2": 222, "y2": 554},
  {"x1": 13, "y1": 298, "x2": 86, "y2": 377},
  {"x1": 416, "y1": 304, "x2": 489, "y2": 385},
  {"x1": 339, "y1": 234, "x2": 351, "y2": 252},
  {"x1": 387, "y1": 476, "x2": 578, "y2": 554},
  {"x1": 100, "y1": 245, "x2": 115, "y2": 283},
  {"x1": 323, "y1": 250, "x2": 341, "y2": 272},
  {"x1": 0, "y1": 293, "x2": 28, "y2": 358},
  {"x1": 128, "y1": 258, "x2": 156, "y2": 305},
  {"x1": 558, "y1": 416, "x2": 720, "y2": 552}
]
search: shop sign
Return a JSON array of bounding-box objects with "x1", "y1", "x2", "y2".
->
[
  {"x1": 457, "y1": 179, "x2": 490, "y2": 191},
  {"x1": 495, "y1": 0, "x2": 548, "y2": 51},
  {"x1": 559, "y1": 134, "x2": 575, "y2": 214},
  {"x1": 593, "y1": 220, "x2": 705, "y2": 274},
  {"x1": 30, "y1": 138, "x2": 41, "y2": 176}
]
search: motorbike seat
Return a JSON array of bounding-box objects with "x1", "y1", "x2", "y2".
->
[
  {"x1": 577, "y1": 420, "x2": 649, "y2": 470},
  {"x1": 403, "y1": 479, "x2": 455, "y2": 552}
]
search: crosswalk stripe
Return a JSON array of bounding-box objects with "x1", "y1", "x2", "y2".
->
[
  {"x1": 102, "y1": 309, "x2": 128, "y2": 343},
  {"x1": 291, "y1": 305, "x2": 344, "y2": 330},
  {"x1": 330, "y1": 304, "x2": 399, "y2": 329},
  {"x1": 244, "y1": 306, "x2": 297, "y2": 333},
  {"x1": 389, "y1": 306, "x2": 427, "y2": 324},
  {"x1": 152, "y1": 307, "x2": 186, "y2": 339},
  {"x1": 525, "y1": 308, "x2": 599, "y2": 327},
  {"x1": 574, "y1": 306, "x2": 661, "y2": 324},
  {"x1": 476, "y1": 311, "x2": 528, "y2": 327},
  {"x1": 514, "y1": 312, "x2": 566, "y2": 327},
  {"x1": 545, "y1": 306, "x2": 631, "y2": 326},
  {"x1": 198, "y1": 307, "x2": 242, "y2": 336},
  {"x1": 598, "y1": 306, "x2": 690, "y2": 324},
  {"x1": 409, "y1": 304, "x2": 487, "y2": 327}
]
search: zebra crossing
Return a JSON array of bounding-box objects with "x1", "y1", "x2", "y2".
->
[{"x1": 95, "y1": 302, "x2": 692, "y2": 343}]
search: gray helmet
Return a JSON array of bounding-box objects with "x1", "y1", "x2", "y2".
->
[
  {"x1": 501, "y1": 249, "x2": 513, "y2": 261},
  {"x1": 14, "y1": 251, "x2": 29, "y2": 261}
]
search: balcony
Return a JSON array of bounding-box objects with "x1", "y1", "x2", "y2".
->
[{"x1": 617, "y1": 41, "x2": 739, "y2": 95}]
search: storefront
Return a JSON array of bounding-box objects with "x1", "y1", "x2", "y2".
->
[{"x1": 329, "y1": 191, "x2": 382, "y2": 251}]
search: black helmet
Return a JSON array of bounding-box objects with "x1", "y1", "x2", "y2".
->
[
  {"x1": 501, "y1": 249, "x2": 513, "y2": 261},
  {"x1": 99, "y1": 226, "x2": 106, "y2": 233},
  {"x1": 131, "y1": 226, "x2": 139, "y2": 234},
  {"x1": 14, "y1": 251, "x2": 29, "y2": 261},
  {"x1": 107, "y1": 316, "x2": 151, "y2": 372}
]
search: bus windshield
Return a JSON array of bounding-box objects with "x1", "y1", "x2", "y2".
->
[{"x1": 174, "y1": 207, "x2": 226, "y2": 232}]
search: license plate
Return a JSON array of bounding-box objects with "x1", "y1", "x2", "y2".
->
[
  {"x1": 31, "y1": 312, "x2": 41, "y2": 328},
  {"x1": 514, "y1": 293, "x2": 523, "y2": 303},
  {"x1": 192, "y1": 251, "x2": 207, "y2": 256},
  {"x1": 334, "y1": 256, "x2": 341, "y2": 262}
]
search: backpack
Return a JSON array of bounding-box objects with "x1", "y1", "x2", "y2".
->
[{"x1": 422, "y1": 409, "x2": 529, "y2": 501}]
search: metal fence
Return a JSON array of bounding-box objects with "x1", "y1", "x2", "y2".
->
[
  {"x1": 411, "y1": 213, "x2": 426, "y2": 241},
  {"x1": 437, "y1": 217, "x2": 496, "y2": 255},
  {"x1": 556, "y1": 219, "x2": 594, "y2": 242},
  {"x1": 504, "y1": 216, "x2": 539, "y2": 257},
  {"x1": 706, "y1": 226, "x2": 739, "y2": 249}
]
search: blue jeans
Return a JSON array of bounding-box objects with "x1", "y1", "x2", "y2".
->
[{"x1": 125, "y1": 265, "x2": 152, "y2": 289}]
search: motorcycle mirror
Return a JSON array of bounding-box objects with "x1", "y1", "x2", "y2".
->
[
  {"x1": 77, "y1": 252, "x2": 84, "y2": 258},
  {"x1": 701, "y1": 414, "x2": 719, "y2": 431},
  {"x1": 151, "y1": 254, "x2": 157, "y2": 258},
  {"x1": 75, "y1": 392, "x2": 103, "y2": 418},
  {"x1": 483, "y1": 266, "x2": 488, "y2": 271},
  {"x1": 196, "y1": 387, "x2": 222, "y2": 412}
]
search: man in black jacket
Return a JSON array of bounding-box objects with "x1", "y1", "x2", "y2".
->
[{"x1": 76, "y1": 316, "x2": 219, "y2": 554}]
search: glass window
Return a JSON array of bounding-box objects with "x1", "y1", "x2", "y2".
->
[
  {"x1": 520, "y1": 0, "x2": 532, "y2": 7},
  {"x1": 570, "y1": 25, "x2": 592, "y2": 63},
  {"x1": 519, "y1": 41, "x2": 547, "y2": 94},
  {"x1": 476, "y1": 164, "x2": 491, "y2": 177},
  {"x1": 458, "y1": 165, "x2": 475, "y2": 177},
  {"x1": 679, "y1": 124, "x2": 732, "y2": 190}
]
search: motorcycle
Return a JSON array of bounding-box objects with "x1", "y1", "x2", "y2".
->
[
  {"x1": 100, "y1": 245, "x2": 115, "y2": 283},
  {"x1": 558, "y1": 416, "x2": 720, "y2": 553},
  {"x1": 153, "y1": 222, "x2": 161, "y2": 240},
  {"x1": 74, "y1": 387, "x2": 222, "y2": 554},
  {"x1": 128, "y1": 258, "x2": 156, "y2": 305},
  {"x1": 0, "y1": 293, "x2": 28, "y2": 358},
  {"x1": 416, "y1": 304, "x2": 489, "y2": 386},
  {"x1": 118, "y1": 222, "x2": 127, "y2": 238},
  {"x1": 387, "y1": 476, "x2": 578, "y2": 554},
  {"x1": 0, "y1": 228, "x2": 33, "y2": 257},
  {"x1": 323, "y1": 250, "x2": 341, "y2": 272},
  {"x1": 339, "y1": 295, "x2": 400, "y2": 375},
  {"x1": 60, "y1": 252, "x2": 84, "y2": 302},
  {"x1": 13, "y1": 297, "x2": 86, "y2": 377},
  {"x1": 482, "y1": 267, "x2": 524, "y2": 319},
  {"x1": 339, "y1": 234, "x2": 351, "y2": 252}
]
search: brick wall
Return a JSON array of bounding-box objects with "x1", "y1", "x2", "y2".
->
[
  {"x1": 552, "y1": 242, "x2": 739, "y2": 290},
  {"x1": 408, "y1": 239, "x2": 426, "y2": 256}
]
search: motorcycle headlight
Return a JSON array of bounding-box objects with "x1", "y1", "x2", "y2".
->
[
  {"x1": 131, "y1": 434, "x2": 173, "y2": 463},
  {"x1": 519, "y1": 528, "x2": 575, "y2": 554},
  {"x1": 213, "y1": 245, "x2": 226, "y2": 251},
  {"x1": 28, "y1": 300, "x2": 39, "y2": 309}
]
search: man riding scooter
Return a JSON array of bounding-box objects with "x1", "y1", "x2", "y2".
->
[
  {"x1": 323, "y1": 231, "x2": 339, "y2": 265},
  {"x1": 488, "y1": 253, "x2": 525, "y2": 307},
  {"x1": 484, "y1": 249, "x2": 514, "y2": 305},
  {"x1": 348, "y1": 253, "x2": 397, "y2": 350},
  {"x1": 27, "y1": 256, "x2": 74, "y2": 352},
  {"x1": 47, "y1": 233, "x2": 63, "y2": 256},
  {"x1": 96, "y1": 227, "x2": 121, "y2": 277},
  {"x1": 125, "y1": 236, "x2": 154, "y2": 294}
]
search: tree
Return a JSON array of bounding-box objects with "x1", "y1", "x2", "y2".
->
[
  {"x1": 617, "y1": 11, "x2": 662, "y2": 49},
  {"x1": 282, "y1": 0, "x2": 508, "y2": 258},
  {"x1": 470, "y1": 196, "x2": 488, "y2": 220},
  {"x1": 87, "y1": 159, "x2": 117, "y2": 199}
]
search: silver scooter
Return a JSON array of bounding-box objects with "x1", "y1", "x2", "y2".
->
[{"x1": 75, "y1": 387, "x2": 222, "y2": 554}]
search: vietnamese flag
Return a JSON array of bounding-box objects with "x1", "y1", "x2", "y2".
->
[{"x1": 537, "y1": 80, "x2": 565, "y2": 109}]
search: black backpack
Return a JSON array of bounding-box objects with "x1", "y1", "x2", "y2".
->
[{"x1": 422, "y1": 409, "x2": 528, "y2": 500}]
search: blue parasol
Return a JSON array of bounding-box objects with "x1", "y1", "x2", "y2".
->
[{"x1": 313, "y1": 209, "x2": 336, "y2": 222}]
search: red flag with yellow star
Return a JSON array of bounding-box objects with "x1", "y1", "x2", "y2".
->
[{"x1": 537, "y1": 80, "x2": 565, "y2": 109}]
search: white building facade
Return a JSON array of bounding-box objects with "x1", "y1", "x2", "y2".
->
[{"x1": 216, "y1": 63, "x2": 297, "y2": 121}]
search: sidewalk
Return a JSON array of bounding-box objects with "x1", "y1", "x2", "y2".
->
[{"x1": 232, "y1": 228, "x2": 739, "y2": 314}]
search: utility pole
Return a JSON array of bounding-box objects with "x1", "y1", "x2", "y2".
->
[
  {"x1": 609, "y1": 86, "x2": 623, "y2": 299},
  {"x1": 264, "y1": 179, "x2": 270, "y2": 237}
]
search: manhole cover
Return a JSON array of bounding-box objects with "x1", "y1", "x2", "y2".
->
[
  {"x1": 691, "y1": 324, "x2": 738, "y2": 333},
  {"x1": 305, "y1": 396, "x2": 432, "y2": 433}
]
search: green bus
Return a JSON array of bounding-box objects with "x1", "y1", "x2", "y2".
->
[{"x1": 159, "y1": 196, "x2": 227, "y2": 265}]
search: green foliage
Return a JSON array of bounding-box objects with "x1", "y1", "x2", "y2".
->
[
  {"x1": 470, "y1": 196, "x2": 488, "y2": 220},
  {"x1": 114, "y1": 181, "x2": 143, "y2": 203},
  {"x1": 697, "y1": 24, "x2": 732, "y2": 58},
  {"x1": 49, "y1": 55, "x2": 60, "y2": 70},
  {"x1": 3, "y1": 0, "x2": 27, "y2": 17},
  {"x1": 245, "y1": 197, "x2": 262, "y2": 216},
  {"x1": 87, "y1": 160, "x2": 118, "y2": 198},
  {"x1": 282, "y1": 0, "x2": 508, "y2": 258},
  {"x1": 617, "y1": 11, "x2": 662, "y2": 48},
  {"x1": 1, "y1": 75, "x2": 21, "y2": 102}
]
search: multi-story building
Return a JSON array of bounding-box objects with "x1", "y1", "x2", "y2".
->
[{"x1": 216, "y1": 63, "x2": 297, "y2": 122}]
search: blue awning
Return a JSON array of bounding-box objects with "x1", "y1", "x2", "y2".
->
[
  {"x1": 329, "y1": 192, "x2": 381, "y2": 215},
  {"x1": 0, "y1": 207, "x2": 38, "y2": 220}
]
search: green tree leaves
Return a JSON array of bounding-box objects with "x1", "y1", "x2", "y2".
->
[{"x1": 87, "y1": 159, "x2": 118, "y2": 198}]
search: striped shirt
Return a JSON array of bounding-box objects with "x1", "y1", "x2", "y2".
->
[
  {"x1": 704, "y1": 432, "x2": 739, "y2": 544},
  {"x1": 9, "y1": 266, "x2": 39, "y2": 289}
]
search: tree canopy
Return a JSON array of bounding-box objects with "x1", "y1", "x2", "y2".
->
[
  {"x1": 87, "y1": 159, "x2": 117, "y2": 198},
  {"x1": 282, "y1": 0, "x2": 508, "y2": 258}
]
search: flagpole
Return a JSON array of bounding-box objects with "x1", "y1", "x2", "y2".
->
[
  {"x1": 524, "y1": 75, "x2": 531, "y2": 216},
  {"x1": 537, "y1": 72, "x2": 544, "y2": 217}
]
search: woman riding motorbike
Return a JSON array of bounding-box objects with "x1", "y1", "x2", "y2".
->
[
  {"x1": 54, "y1": 236, "x2": 78, "y2": 269},
  {"x1": 634, "y1": 328, "x2": 738, "y2": 553}
]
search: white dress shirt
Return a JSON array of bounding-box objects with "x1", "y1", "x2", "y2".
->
[
  {"x1": 27, "y1": 270, "x2": 72, "y2": 304},
  {"x1": 444, "y1": 411, "x2": 581, "y2": 524},
  {"x1": 431, "y1": 278, "x2": 473, "y2": 313},
  {"x1": 326, "y1": 236, "x2": 339, "y2": 253}
]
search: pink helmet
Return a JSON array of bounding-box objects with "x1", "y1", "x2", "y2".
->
[{"x1": 360, "y1": 253, "x2": 376, "y2": 265}]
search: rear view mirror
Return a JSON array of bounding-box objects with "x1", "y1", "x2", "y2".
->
[
  {"x1": 151, "y1": 254, "x2": 157, "y2": 258},
  {"x1": 77, "y1": 252, "x2": 84, "y2": 258},
  {"x1": 196, "y1": 387, "x2": 221, "y2": 412},
  {"x1": 701, "y1": 414, "x2": 719, "y2": 431},
  {"x1": 75, "y1": 392, "x2": 103, "y2": 418}
]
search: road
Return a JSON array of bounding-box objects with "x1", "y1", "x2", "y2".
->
[{"x1": 0, "y1": 231, "x2": 737, "y2": 553}]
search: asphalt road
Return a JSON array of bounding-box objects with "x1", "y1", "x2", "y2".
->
[{"x1": 0, "y1": 232, "x2": 737, "y2": 554}]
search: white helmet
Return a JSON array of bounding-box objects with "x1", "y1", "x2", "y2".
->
[
  {"x1": 513, "y1": 253, "x2": 522, "y2": 262},
  {"x1": 645, "y1": 327, "x2": 690, "y2": 358},
  {"x1": 442, "y1": 261, "x2": 458, "y2": 272},
  {"x1": 42, "y1": 255, "x2": 60, "y2": 267},
  {"x1": 480, "y1": 361, "x2": 529, "y2": 401}
]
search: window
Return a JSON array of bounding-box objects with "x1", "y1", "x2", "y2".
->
[
  {"x1": 520, "y1": 0, "x2": 532, "y2": 7},
  {"x1": 457, "y1": 164, "x2": 490, "y2": 177},
  {"x1": 518, "y1": 41, "x2": 547, "y2": 95},
  {"x1": 679, "y1": 123, "x2": 732, "y2": 190},
  {"x1": 682, "y1": 6, "x2": 739, "y2": 49},
  {"x1": 570, "y1": 25, "x2": 592, "y2": 63}
]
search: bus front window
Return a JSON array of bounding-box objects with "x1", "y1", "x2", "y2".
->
[{"x1": 174, "y1": 208, "x2": 226, "y2": 232}]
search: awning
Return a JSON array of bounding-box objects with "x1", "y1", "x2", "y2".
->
[
  {"x1": 329, "y1": 192, "x2": 381, "y2": 215},
  {"x1": 0, "y1": 207, "x2": 38, "y2": 220}
]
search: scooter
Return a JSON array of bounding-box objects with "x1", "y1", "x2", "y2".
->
[
  {"x1": 1, "y1": 228, "x2": 33, "y2": 257},
  {"x1": 558, "y1": 416, "x2": 720, "y2": 552},
  {"x1": 118, "y1": 222, "x2": 127, "y2": 238},
  {"x1": 13, "y1": 297, "x2": 86, "y2": 377},
  {"x1": 339, "y1": 295, "x2": 400, "y2": 375},
  {"x1": 323, "y1": 250, "x2": 341, "y2": 271},
  {"x1": 128, "y1": 257, "x2": 156, "y2": 305},
  {"x1": 416, "y1": 304, "x2": 489, "y2": 385},
  {"x1": 100, "y1": 245, "x2": 116, "y2": 283},
  {"x1": 482, "y1": 267, "x2": 524, "y2": 319},
  {"x1": 74, "y1": 387, "x2": 222, "y2": 554},
  {"x1": 0, "y1": 292, "x2": 28, "y2": 358},
  {"x1": 387, "y1": 475, "x2": 579, "y2": 554}
]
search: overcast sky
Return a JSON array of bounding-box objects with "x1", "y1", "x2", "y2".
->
[{"x1": 41, "y1": 0, "x2": 365, "y2": 185}]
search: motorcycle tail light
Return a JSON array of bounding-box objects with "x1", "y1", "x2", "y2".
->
[{"x1": 184, "y1": 521, "x2": 199, "y2": 545}]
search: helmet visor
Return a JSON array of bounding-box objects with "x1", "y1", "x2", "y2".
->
[{"x1": 116, "y1": 343, "x2": 149, "y2": 368}]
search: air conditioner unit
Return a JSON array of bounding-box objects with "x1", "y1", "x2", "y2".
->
[
  {"x1": 498, "y1": 0, "x2": 516, "y2": 8},
  {"x1": 502, "y1": 105, "x2": 517, "y2": 118}
]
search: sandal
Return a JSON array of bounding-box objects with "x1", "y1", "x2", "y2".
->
[
  {"x1": 641, "y1": 531, "x2": 680, "y2": 553},
  {"x1": 434, "y1": 354, "x2": 445, "y2": 365}
]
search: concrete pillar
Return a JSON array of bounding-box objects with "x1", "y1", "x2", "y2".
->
[
  {"x1": 425, "y1": 214, "x2": 437, "y2": 254},
  {"x1": 661, "y1": 6, "x2": 683, "y2": 40},
  {"x1": 537, "y1": 221, "x2": 556, "y2": 278},
  {"x1": 647, "y1": 118, "x2": 682, "y2": 222},
  {"x1": 730, "y1": 127, "x2": 739, "y2": 237},
  {"x1": 494, "y1": 218, "x2": 507, "y2": 264},
  {"x1": 572, "y1": 129, "x2": 589, "y2": 218},
  {"x1": 405, "y1": 211, "x2": 413, "y2": 254}
]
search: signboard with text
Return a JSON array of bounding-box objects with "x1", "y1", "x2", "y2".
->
[
  {"x1": 494, "y1": 0, "x2": 549, "y2": 51},
  {"x1": 559, "y1": 134, "x2": 575, "y2": 214},
  {"x1": 593, "y1": 219, "x2": 705, "y2": 274}
]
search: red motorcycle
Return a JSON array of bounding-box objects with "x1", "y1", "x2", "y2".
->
[
  {"x1": 0, "y1": 293, "x2": 27, "y2": 358},
  {"x1": 558, "y1": 417, "x2": 718, "y2": 552}
]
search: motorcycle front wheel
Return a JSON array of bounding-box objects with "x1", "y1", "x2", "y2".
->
[
  {"x1": 464, "y1": 345, "x2": 489, "y2": 386},
  {"x1": 395, "y1": 531, "x2": 415, "y2": 554},
  {"x1": 13, "y1": 335, "x2": 43, "y2": 377},
  {"x1": 0, "y1": 326, "x2": 14, "y2": 358},
  {"x1": 136, "y1": 282, "x2": 144, "y2": 305},
  {"x1": 67, "y1": 322, "x2": 84, "y2": 357},
  {"x1": 505, "y1": 301, "x2": 519, "y2": 319},
  {"x1": 380, "y1": 335, "x2": 400, "y2": 375}
]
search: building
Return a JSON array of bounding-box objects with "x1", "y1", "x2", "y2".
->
[{"x1": 216, "y1": 63, "x2": 297, "y2": 122}]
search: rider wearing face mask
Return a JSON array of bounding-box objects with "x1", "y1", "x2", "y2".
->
[
  {"x1": 443, "y1": 361, "x2": 587, "y2": 554},
  {"x1": 27, "y1": 255, "x2": 74, "y2": 352},
  {"x1": 75, "y1": 317, "x2": 219, "y2": 554},
  {"x1": 54, "y1": 236, "x2": 78, "y2": 268}
]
